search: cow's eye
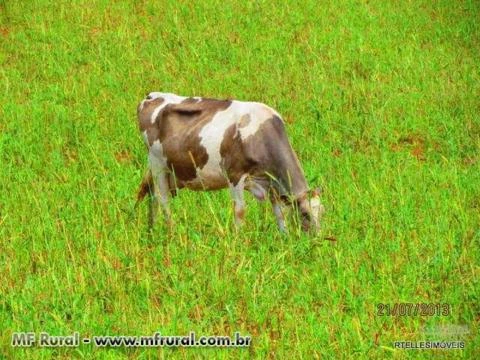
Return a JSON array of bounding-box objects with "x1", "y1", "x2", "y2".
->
[{"x1": 146, "y1": 94, "x2": 152, "y2": 100}]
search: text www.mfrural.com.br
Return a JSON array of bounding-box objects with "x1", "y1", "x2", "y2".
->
[{"x1": 11, "y1": 332, "x2": 251, "y2": 348}]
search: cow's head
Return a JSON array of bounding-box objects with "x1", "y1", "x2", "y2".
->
[{"x1": 298, "y1": 187, "x2": 325, "y2": 232}]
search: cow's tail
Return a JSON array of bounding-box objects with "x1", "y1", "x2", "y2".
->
[{"x1": 135, "y1": 169, "x2": 154, "y2": 208}]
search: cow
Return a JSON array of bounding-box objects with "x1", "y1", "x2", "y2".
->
[{"x1": 135, "y1": 92, "x2": 324, "y2": 232}]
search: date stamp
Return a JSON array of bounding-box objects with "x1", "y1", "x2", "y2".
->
[{"x1": 376, "y1": 303, "x2": 451, "y2": 317}]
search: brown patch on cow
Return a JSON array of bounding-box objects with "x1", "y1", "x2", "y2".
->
[
  {"x1": 157, "y1": 98, "x2": 232, "y2": 182},
  {"x1": 256, "y1": 116, "x2": 308, "y2": 196},
  {"x1": 238, "y1": 114, "x2": 251, "y2": 128},
  {"x1": 221, "y1": 115, "x2": 291, "y2": 187},
  {"x1": 220, "y1": 123, "x2": 254, "y2": 185},
  {"x1": 221, "y1": 115, "x2": 308, "y2": 196},
  {"x1": 137, "y1": 97, "x2": 164, "y2": 145}
]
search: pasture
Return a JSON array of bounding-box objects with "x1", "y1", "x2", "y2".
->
[{"x1": 0, "y1": 0, "x2": 479, "y2": 358}]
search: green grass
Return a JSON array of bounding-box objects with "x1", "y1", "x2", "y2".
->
[{"x1": 1, "y1": 0, "x2": 479, "y2": 358}]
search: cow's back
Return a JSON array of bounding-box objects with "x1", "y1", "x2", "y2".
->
[{"x1": 138, "y1": 93, "x2": 307, "y2": 196}]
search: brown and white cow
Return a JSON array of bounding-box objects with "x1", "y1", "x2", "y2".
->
[{"x1": 135, "y1": 92, "x2": 324, "y2": 232}]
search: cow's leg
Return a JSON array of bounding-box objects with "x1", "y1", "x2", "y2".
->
[
  {"x1": 247, "y1": 178, "x2": 288, "y2": 231},
  {"x1": 154, "y1": 171, "x2": 172, "y2": 226},
  {"x1": 267, "y1": 187, "x2": 287, "y2": 233},
  {"x1": 148, "y1": 186, "x2": 159, "y2": 229},
  {"x1": 270, "y1": 194, "x2": 287, "y2": 233},
  {"x1": 229, "y1": 175, "x2": 247, "y2": 227},
  {"x1": 148, "y1": 151, "x2": 172, "y2": 227}
]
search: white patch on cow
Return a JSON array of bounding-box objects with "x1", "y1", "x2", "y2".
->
[
  {"x1": 148, "y1": 92, "x2": 187, "y2": 124},
  {"x1": 198, "y1": 101, "x2": 280, "y2": 177},
  {"x1": 142, "y1": 130, "x2": 149, "y2": 147},
  {"x1": 148, "y1": 140, "x2": 166, "y2": 168},
  {"x1": 148, "y1": 139, "x2": 171, "y2": 217},
  {"x1": 197, "y1": 105, "x2": 236, "y2": 174},
  {"x1": 237, "y1": 102, "x2": 281, "y2": 140},
  {"x1": 147, "y1": 92, "x2": 176, "y2": 100}
]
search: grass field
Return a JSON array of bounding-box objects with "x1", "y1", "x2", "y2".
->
[{"x1": 1, "y1": 0, "x2": 479, "y2": 358}]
